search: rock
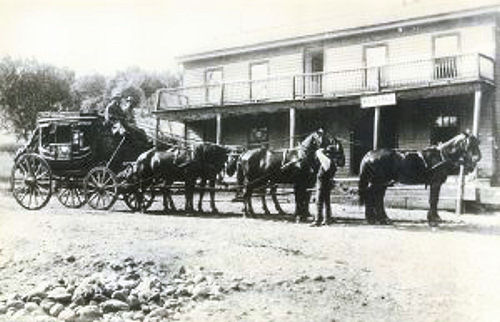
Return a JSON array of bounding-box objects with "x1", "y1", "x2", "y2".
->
[
  {"x1": 294, "y1": 275, "x2": 309, "y2": 284},
  {"x1": 146, "y1": 307, "x2": 169, "y2": 319},
  {"x1": 193, "y1": 274, "x2": 206, "y2": 284},
  {"x1": 127, "y1": 295, "x2": 141, "y2": 310},
  {"x1": 58, "y1": 307, "x2": 76, "y2": 321},
  {"x1": 229, "y1": 282, "x2": 240, "y2": 291},
  {"x1": 6, "y1": 299, "x2": 24, "y2": 310},
  {"x1": 117, "y1": 277, "x2": 139, "y2": 290},
  {"x1": 148, "y1": 291, "x2": 161, "y2": 303},
  {"x1": 312, "y1": 275, "x2": 325, "y2": 282},
  {"x1": 174, "y1": 285, "x2": 191, "y2": 297},
  {"x1": 12, "y1": 309, "x2": 28, "y2": 320},
  {"x1": 49, "y1": 303, "x2": 64, "y2": 317},
  {"x1": 163, "y1": 299, "x2": 179, "y2": 309},
  {"x1": 0, "y1": 304, "x2": 7, "y2": 314},
  {"x1": 72, "y1": 282, "x2": 96, "y2": 305},
  {"x1": 66, "y1": 255, "x2": 76, "y2": 263},
  {"x1": 141, "y1": 304, "x2": 151, "y2": 314},
  {"x1": 101, "y1": 299, "x2": 129, "y2": 313},
  {"x1": 178, "y1": 266, "x2": 186, "y2": 275},
  {"x1": 26, "y1": 281, "x2": 53, "y2": 301},
  {"x1": 326, "y1": 275, "x2": 336, "y2": 280},
  {"x1": 24, "y1": 302, "x2": 39, "y2": 313},
  {"x1": 110, "y1": 261, "x2": 123, "y2": 271},
  {"x1": 163, "y1": 286, "x2": 176, "y2": 296},
  {"x1": 92, "y1": 294, "x2": 108, "y2": 303},
  {"x1": 40, "y1": 298, "x2": 55, "y2": 312},
  {"x1": 47, "y1": 287, "x2": 72, "y2": 304},
  {"x1": 111, "y1": 289, "x2": 128, "y2": 302},
  {"x1": 133, "y1": 311, "x2": 145, "y2": 320},
  {"x1": 191, "y1": 284, "x2": 210, "y2": 299},
  {"x1": 76, "y1": 305, "x2": 102, "y2": 321}
]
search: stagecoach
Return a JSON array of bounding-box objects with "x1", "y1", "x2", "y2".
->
[{"x1": 11, "y1": 111, "x2": 154, "y2": 211}]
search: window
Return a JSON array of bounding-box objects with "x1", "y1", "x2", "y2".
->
[
  {"x1": 205, "y1": 68, "x2": 223, "y2": 104},
  {"x1": 431, "y1": 110, "x2": 460, "y2": 145},
  {"x1": 433, "y1": 34, "x2": 459, "y2": 79},
  {"x1": 364, "y1": 45, "x2": 387, "y2": 89},
  {"x1": 250, "y1": 62, "x2": 269, "y2": 101},
  {"x1": 248, "y1": 126, "x2": 269, "y2": 148}
]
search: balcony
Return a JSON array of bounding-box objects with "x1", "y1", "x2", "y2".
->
[{"x1": 157, "y1": 53, "x2": 494, "y2": 110}]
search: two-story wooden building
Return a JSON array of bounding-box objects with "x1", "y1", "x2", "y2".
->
[{"x1": 155, "y1": 2, "x2": 500, "y2": 198}]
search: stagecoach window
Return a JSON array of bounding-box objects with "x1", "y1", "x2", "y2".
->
[{"x1": 55, "y1": 125, "x2": 71, "y2": 143}]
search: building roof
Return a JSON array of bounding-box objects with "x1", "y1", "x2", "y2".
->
[{"x1": 179, "y1": 0, "x2": 500, "y2": 63}]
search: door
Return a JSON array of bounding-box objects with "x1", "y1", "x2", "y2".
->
[
  {"x1": 250, "y1": 62, "x2": 269, "y2": 101},
  {"x1": 303, "y1": 48, "x2": 324, "y2": 96},
  {"x1": 205, "y1": 68, "x2": 223, "y2": 104},
  {"x1": 365, "y1": 45, "x2": 387, "y2": 90},
  {"x1": 433, "y1": 34, "x2": 459, "y2": 79}
]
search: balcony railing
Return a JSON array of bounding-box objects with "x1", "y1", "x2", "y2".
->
[{"x1": 157, "y1": 53, "x2": 494, "y2": 109}]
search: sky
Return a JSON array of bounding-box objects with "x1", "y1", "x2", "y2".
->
[{"x1": 0, "y1": 0, "x2": 493, "y2": 76}]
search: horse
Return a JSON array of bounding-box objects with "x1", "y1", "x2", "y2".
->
[
  {"x1": 229, "y1": 135, "x2": 345, "y2": 221},
  {"x1": 134, "y1": 143, "x2": 233, "y2": 213},
  {"x1": 358, "y1": 132, "x2": 481, "y2": 226}
]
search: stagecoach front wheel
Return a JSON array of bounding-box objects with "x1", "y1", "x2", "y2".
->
[
  {"x1": 57, "y1": 178, "x2": 86, "y2": 208},
  {"x1": 124, "y1": 182, "x2": 155, "y2": 212},
  {"x1": 11, "y1": 154, "x2": 52, "y2": 210},
  {"x1": 84, "y1": 166, "x2": 118, "y2": 210}
]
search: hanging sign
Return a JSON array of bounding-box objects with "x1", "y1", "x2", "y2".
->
[{"x1": 361, "y1": 93, "x2": 396, "y2": 108}]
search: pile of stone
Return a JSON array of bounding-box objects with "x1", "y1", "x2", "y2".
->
[{"x1": 0, "y1": 257, "x2": 230, "y2": 321}]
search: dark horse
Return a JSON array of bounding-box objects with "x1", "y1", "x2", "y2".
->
[
  {"x1": 135, "y1": 143, "x2": 233, "y2": 213},
  {"x1": 358, "y1": 133, "x2": 481, "y2": 226},
  {"x1": 228, "y1": 135, "x2": 345, "y2": 221}
]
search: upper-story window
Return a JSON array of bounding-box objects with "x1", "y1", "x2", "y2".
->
[
  {"x1": 205, "y1": 67, "x2": 223, "y2": 104},
  {"x1": 250, "y1": 61, "x2": 269, "y2": 101},
  {"x1": 433, "y1": 34, "x2": 460, "y2": 79}
]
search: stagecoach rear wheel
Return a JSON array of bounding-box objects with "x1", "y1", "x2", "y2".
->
[
  {"x1": 56, "y1": 178, "x2": 86, "y2": 208},
  {"x1": 11, "y1": 153, "x2": 52, "y2": 210},
  {"x1": 84, "y1": 166, "x2": 118, "y2": 210},
  {"x1": 123, "y1": 182, "x2": 155, "y2": 212}
]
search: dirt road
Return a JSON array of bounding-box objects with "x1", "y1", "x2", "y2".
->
[{"x1": 1, "y1": 193, "x2": 499, "y2": 321}]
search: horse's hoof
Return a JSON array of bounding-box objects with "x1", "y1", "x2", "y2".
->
[
  {"x1": 211, "y1": 208, "x2": 219, "y2": 214},
  {"x1": 310, "y1": 222, "x2": 321, "y2": 227},
  {"x1": 428, "y1": 219, "x2": 439, "y2": 227},
  {"x1": 264, "y1": 211, "x2": 271, "y2": 216},
  {"x1": 378, "y1": 217, "x2": 392, "y2": 225}
]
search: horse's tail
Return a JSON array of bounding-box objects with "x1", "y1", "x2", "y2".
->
[{"x1": 358, "y1": 162, "x2": 370, "y2": 206}]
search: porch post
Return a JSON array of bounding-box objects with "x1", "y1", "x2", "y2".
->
[
  {"x1": 373, "y1": 106, "x2": 381, "y2": 149},
  {"x1": 472, "y1": 88, "x2": 482, "y2": 136},
  {"x1": 289, "y1": 107, "x2": 296, "y2": 148},
  {"x1": 216, "y1": 113, "x2": 222, "y2": 145}
]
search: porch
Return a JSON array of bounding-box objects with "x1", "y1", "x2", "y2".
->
[{"x1": 156, "y1": 53, "x2": 494, "y2": 110}]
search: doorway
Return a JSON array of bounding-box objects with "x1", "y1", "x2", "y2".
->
[
  {"x1": 350, "y1": 107, "x2": 398, "y2": 175},
  {"x1": 303, "y1": 48, "x2": 324, "y2": 96}
]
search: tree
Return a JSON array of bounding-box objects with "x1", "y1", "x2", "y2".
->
[
  {"x1": 71, "y1": 73, "x2": 107, "y2": 112},
  {"x1": 0, "y1": 57, "x2": 75, "y2": 138}
]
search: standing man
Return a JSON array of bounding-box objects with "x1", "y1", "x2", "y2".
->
[{"x1": 311, "y1": 143, "x2": 338, "y2": 226}]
